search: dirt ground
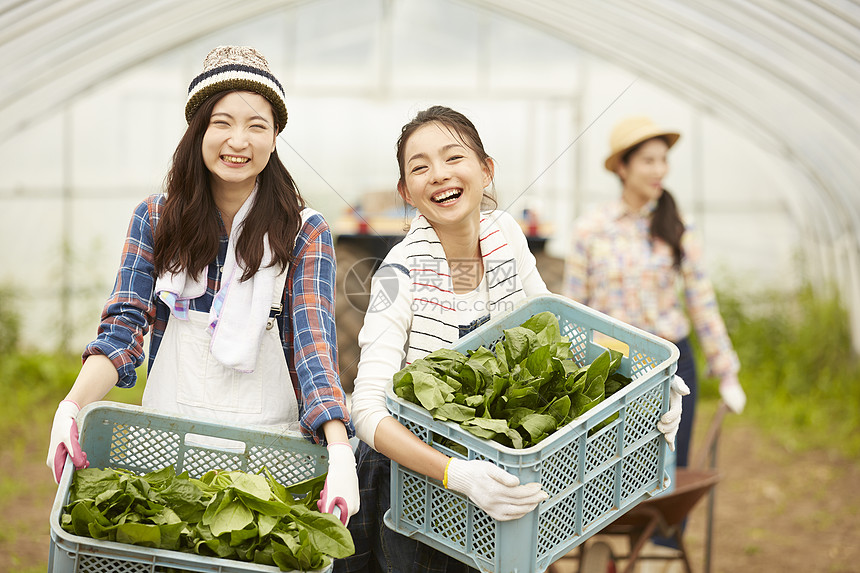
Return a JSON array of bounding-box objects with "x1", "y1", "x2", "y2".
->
[
  {"x1": 7, "y1": 408, "x2": 859, "y2": 573},
  {"x1": 6, "y1": 252, "x2": 860, "y2": 572},
  {"x1": 547, "y1": 410, "x2": 860, "y2": 573},
  {"x1": 535, "y1": 253, "x2": 860, "y2": 573}
]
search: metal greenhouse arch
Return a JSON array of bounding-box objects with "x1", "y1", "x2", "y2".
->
[{"x1": 1, "y1": 0, "x2": 858, "y2": 347}]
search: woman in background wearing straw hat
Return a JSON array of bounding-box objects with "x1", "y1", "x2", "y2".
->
[
  {"x1": 563, "y1": 116, "x2": 746, "y2": 474},
  {"x1": 45, "y1": 46, "x2": 359, "y2": 525}
]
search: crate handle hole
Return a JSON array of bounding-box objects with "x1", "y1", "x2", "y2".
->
[
  {"x1": 184, "y1": 433, "x2": 246, "y2": 453},
  {"x1": 592, "y1": 330, "x2": 629, "y2": 357}
]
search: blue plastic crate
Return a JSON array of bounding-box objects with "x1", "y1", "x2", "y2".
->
[
  {"x1": 384, "y1": 294, "x2": 678, "y2": 573},
  {"x1": 48, "y1": 402, "x2": 332, "y2": 573}
]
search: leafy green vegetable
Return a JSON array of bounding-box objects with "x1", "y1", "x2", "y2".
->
[
  {"x1": 393, "y1": 311, "x2": 631, "y2": 448},
  {"x1": 61, "y1": 465, "x2": 354, "y2": 570}
]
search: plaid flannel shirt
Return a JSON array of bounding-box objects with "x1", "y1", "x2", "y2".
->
[
  {"x1": 563, "y1": 199, "x2": 739, "y2": 379},
  {"x1": 84, "y1": 194, "x2": 353, "y2": 443}
]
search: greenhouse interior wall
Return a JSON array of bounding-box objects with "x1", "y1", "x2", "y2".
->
[{"x1": 1, "y1": 0, "x2": 858, "y2": 354}]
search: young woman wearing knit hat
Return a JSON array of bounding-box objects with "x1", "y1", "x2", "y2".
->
[
  {"x1": 45, "y1": 46, "x2": 359, "y2": 525},
  {"x1": 563, "y1": 116, "x2": 747, "y2": 472}
]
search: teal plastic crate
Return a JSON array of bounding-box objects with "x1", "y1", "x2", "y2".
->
[
  {"x1": 384, "y1": 294, "x2": 678, "y2": 573},
  {"x1": 48, "y1": 402, "x2": 332, "y2": 573}
]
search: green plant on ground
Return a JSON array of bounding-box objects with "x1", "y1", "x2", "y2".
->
[
  {"x1": 0, "y1": 285, "x2": 20, "y2": 357},
  {"x1": 693, "y1": 282, "x2": 860, "y2": 457},
  {"x1": 0, "y1": 287, "x2": 147, "y2": 573}
]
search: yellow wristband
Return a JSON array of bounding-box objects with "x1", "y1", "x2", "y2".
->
[{"x1": 443, "y1": 458, "x2": 453, "y2": 489}]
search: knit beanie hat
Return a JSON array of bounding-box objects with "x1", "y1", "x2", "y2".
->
[{"x1": 185, "y1": 46, "x2": 288, "y2": 133}]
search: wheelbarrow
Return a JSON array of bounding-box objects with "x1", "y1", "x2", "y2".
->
[{"x1": 549, "y1": 401, "x2": 729, "y2": 573}]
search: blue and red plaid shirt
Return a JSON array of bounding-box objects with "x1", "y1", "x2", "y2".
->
[{"x1": 84, "y1": 194, "x2": 353, "y2": 443}]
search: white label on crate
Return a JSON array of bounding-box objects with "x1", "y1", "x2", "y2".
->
[{"x1": 184, "y1": 433, "x2": 246, "y2": 453}]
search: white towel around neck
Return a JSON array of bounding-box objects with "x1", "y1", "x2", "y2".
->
[
  {"x1": 154, "y1": 186, "x2": 284, "y2": 373},
  {"x1": 402, "y1": 211, "x2": 527, "y2": 364}
]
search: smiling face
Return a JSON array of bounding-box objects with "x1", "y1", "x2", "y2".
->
[
  {"x1": 398, "y1": 121, "x2": 494, "y2": 232},
  {"x1": 617, "y1": 137, "x2": 670, "y2": 209},
  {"x1": 201, "y1": 91, "x2": 277, "y2": 195}
]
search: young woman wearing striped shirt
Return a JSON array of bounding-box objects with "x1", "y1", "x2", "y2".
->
[
  {"x1": 336, "y1": 106, "x2": 554, "y2": 573},
  {"x1": 338, "y1": 104, "x2": 687, "y2": 572}
]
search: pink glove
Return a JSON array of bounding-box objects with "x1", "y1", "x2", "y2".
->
[
  {"x1": 317, "y1": 442, "x2": 359, "y2": 525},
  {"x1": 719, "y1": 374, "x2": 746, "y2": 414},
  {"x1": 445, "y1": 458, "x2": 548, "y2": 521},
  {"x1": 46, "y1": 400, "x2": 89, "y2": 483}
]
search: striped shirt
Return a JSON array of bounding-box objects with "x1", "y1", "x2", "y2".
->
[
  {"x1": 401, "y1": 213, "x2": 527, "y2": 365},
  {"x1": 83, "y1": 194, "x2": 352, "y2": 443},
  {"x1": 350, "y1": 211, "x2": 549, "y2": 449},
  {"x1": 563, "y1": 199, "x2": 739, "y2": 379}
]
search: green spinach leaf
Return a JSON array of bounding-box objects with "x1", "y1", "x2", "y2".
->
[
  {"x1": 61, "y1": 465, "x2": 354, "y2": 570},
  {"x1": 393, "y1": 311, "x2": 629, "y2": 449}
]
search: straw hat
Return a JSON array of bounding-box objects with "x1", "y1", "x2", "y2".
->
[
  {"x1": 185, "y1": 46, "x2": 288, "y2": 133},
  {"x1": 604, "y1": 116, "x2": 680, "y2": 172}
]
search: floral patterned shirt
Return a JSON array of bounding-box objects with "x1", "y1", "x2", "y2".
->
[{"x1": 563, "y1": 199, "x2": 739, "y2": 378}]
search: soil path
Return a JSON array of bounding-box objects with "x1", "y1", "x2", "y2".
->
[
  {"x1": 5, "y1": 404, "x2": 859, "y2": 573},
  {"x1": 549, "y1": 408, "x2": 860, "y2": 573},
  {"x1": 531, "y1": 252, "x2": 860, "y2": 573},
  {"x1": 6, "y1": 252, "x2": 859, "y2": 572}
]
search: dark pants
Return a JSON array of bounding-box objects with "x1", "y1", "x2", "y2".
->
[
  {"x1": 333, "y1": 442, "x2": 477, "y2": 573},
  {"x1": 673, "y1": 337, "x2": 698, "y2": 468},
  {"x1": 650, "y1": 337, "x2": 698, "y2": 550}
]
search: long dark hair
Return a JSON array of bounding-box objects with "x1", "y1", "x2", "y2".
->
[
  {"x1": 395, "y1": 105, "x2": 497, "y2": 211},
  {"x1": 154, "y1": 90, "x2": 305, "y2": 282},
  {"x1": 620, "y1": 137, "x2": 685, "y2": 268}
]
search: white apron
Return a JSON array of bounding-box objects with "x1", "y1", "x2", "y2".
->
[{"x1": 142, "y1": 268, "x2": 300, "y2": 442}]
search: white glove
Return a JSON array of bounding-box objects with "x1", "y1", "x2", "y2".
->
[
  {"x1": 317, "y1": 442, "x2": 359, "y2": 525},
  {"x1": 719, "y1": 374, "x2": 746, "y2": 414},
  {"x1": 657, "y1": 375, "x2": 690, "y2": 451},
  {"x1": 46, "y1": 400, "x2": 89, "y2": 483},
  {"x1": 445, "y1": 458, "x2": 548, "y2": 521}
]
